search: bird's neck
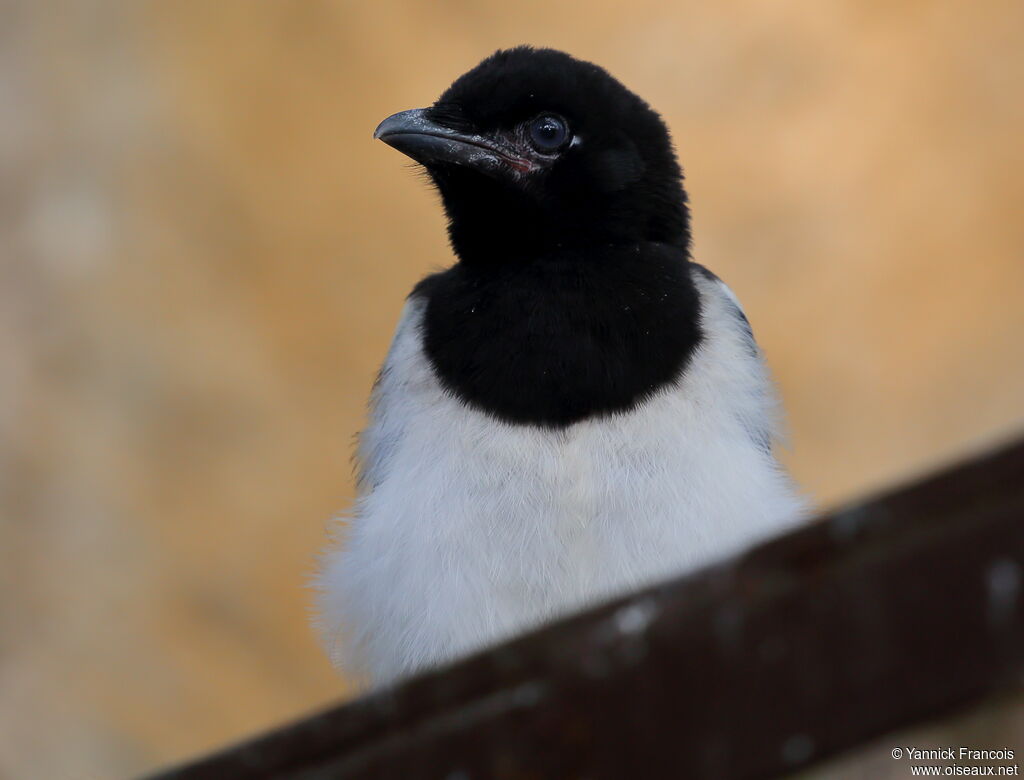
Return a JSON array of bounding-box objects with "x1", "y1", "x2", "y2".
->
[
  {"x1": 443, "y1": 197, "x2": 573, "y2": 268},
  {"x1": 435, "y1": 171, "x2": 690, "y2": 267}
]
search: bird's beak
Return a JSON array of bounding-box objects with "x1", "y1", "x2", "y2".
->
[{"x1": 374, "y1": 108, "x2": 527, "y2": 174}]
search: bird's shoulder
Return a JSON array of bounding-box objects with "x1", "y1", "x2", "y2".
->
[
  {"x1": 687, "y1": 262, "x2": 757, "y2": 350},
  {"x1": 353, "y1": 295, "x2": 431, "y2": 493},
  {"x1": 686, "y1": 262, "x2": 777, "y2": 452}
]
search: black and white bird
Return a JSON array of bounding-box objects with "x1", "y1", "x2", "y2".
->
[{"x1": 317, "y1": 47, "x2": 807, "y2": 686}]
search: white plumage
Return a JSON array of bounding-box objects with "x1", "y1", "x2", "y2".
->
[{"x1": 316, "y1": 269, "x2": 807, "y2": 686}]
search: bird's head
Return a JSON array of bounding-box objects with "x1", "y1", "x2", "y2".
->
[{"x1": 374, "y1": 47, "x2": 690, "y2": 265}]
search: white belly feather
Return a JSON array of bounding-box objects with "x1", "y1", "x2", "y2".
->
[{"x1": 316, "y1": 270, "x2": 807, "y2": 685}]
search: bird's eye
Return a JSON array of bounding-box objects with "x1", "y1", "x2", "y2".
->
[{"x1": 528, "y1": 115, "x2": 570, "y2": 153}]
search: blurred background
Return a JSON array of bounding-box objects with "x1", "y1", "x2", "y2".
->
[{"x1": 1, "y1": 1, "x2": 1022, "y2": 777}]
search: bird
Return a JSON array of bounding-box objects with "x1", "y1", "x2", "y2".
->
[{"x1": 316, "y1": 46, "x2": 807, "y2": 687}]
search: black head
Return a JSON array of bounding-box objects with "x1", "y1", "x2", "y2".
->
[{"x1": 375, "y1": 47, "x2": 690, "y2": 265}]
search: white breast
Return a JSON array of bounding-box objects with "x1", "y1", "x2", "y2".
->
[{"x1": 316, "y1": 269, "x2": 808, "y2": 686}]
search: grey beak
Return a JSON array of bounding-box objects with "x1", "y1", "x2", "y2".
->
[{"x1": 374, "y1": 108, "x2": 515, "y2": 174}]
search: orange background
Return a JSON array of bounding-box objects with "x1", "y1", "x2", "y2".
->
[{"x1": 1, "y1": 2, "x2": 1023, "y2": 777}]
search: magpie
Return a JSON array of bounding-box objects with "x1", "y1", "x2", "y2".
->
[{"x1": 317, "y1": 47, "x2": 807, "y2": 686}]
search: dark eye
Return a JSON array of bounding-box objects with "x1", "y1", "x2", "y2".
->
[{"x1": 528, "y1": 115, "x2": 570, "y2": 153}]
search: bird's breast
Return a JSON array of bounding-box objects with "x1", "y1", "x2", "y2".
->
[{"x1": 412, "y1": 247, "x2": 704, "y2": 428}]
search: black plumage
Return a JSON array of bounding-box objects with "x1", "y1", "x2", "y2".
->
[{"x1": 384, "y1": 46, "x2": 705, "y2": 427}]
